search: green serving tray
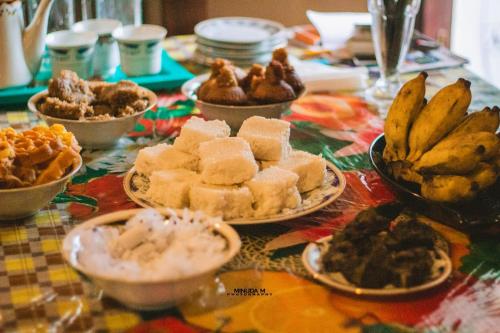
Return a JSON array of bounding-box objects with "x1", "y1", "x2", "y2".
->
[{"x1": 0, "y1": 49, "x2": 193, "y2": 109}]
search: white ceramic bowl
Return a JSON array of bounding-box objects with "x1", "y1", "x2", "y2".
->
[
  {"x1": 61, "y1": 208, "x2": 241, "y2": 310},
  {"x1": 46, "y1": 30, "x2": 99, "y2": 79},
  {"x1": 72, "y1": 19, "x2": 122, "y2": 77},
  {"x1": 112, "y1": 25, "x2": 167, "y2": 76},
  {"x1": 0, "y1": 155, "x2": 82, "y2": 220},
  {"x1": 28, "y1": 87, "x2": 157, "y2": 149},
  {"x1": 182, "y1": 73, "x2": 304, "y2": 129},
  {"x1": 72, "y1": 19, "x2": 122, "y2": 37}
]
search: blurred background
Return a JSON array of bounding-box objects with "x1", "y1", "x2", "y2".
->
[
  {"x1": 23, "y1": 0, "x2": 499, "y2": 88},
  {"x1": 144, "y1": 0, "x2": 500, "y2": 88}
]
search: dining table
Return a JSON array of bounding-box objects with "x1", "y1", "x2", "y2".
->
[{"x1": 1, "y1": 34, "x2": 500, "y2": 333}]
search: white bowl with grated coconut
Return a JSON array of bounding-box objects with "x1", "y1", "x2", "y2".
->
[{"x1": 62, "y1": 208, "x2": 240, "y2": 310}]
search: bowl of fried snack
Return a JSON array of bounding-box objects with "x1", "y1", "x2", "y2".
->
[
  {"x1": 28, "y1": 70, "x2": 157, "y2": 149},
  {"x1": 370, "y1": 72, "x2": 500, "y2": 228},
  {"x1": 182, "y1": 48, "x2": 305, "y2": 129},
  {"x1": 0, "y1": 125, "x2": 82, "y2": 220}
]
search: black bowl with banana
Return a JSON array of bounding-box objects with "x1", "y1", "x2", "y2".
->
[{"x1": 370, "y1": 72, "x2": 500, "y2": 229}]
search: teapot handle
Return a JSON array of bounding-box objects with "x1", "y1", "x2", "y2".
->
[{"x1": 23, "y1": 0, "x2": 55, "y2": 75}]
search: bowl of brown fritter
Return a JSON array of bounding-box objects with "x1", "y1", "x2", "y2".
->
[
  {"x1": 0, "y1": 125, "x2": 82, "y2": 220},
  {"x1": 181, "y1": 48, "x2": 305, "y2": 129},
  {"x1": 28, "y1": 70, "x2": 157, "y2": 149}
]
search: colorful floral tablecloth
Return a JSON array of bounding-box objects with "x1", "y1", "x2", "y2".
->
[{"x1": 1, "y1": 36, "x2": 500, "y2": 333}]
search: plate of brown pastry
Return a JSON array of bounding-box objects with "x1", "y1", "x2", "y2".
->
[
  {"x1": 28, "y1": 70, "x2": 157, "y2": 149},
  {"x1": 302, "y1": 204, "x2": 452, "y2": 297},
  {"x1": 182, "y1": 48, "x2": 305, "y2": 128}
]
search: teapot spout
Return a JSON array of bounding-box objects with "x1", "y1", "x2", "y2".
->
[{"x1": 23, "y1": 0, "x2": 54, "y2": 75}]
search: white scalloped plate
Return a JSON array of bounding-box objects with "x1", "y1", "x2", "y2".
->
[
  {"x1": 123, "y1": 161, "x2": 346, "y2": 225},
  {"x1": 194, "y1": 17, "x2": 286, "y2": 44}
]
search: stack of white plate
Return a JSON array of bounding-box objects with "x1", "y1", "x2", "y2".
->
[{"x1": 194, "y1": 17, "x2": 288, "y2": 67}]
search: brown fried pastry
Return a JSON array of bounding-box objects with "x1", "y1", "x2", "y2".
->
[
  {"x1": 39, "y1": 97, "x2": 94, "y2": 120},
  {"x1": 48, "y1": 70, "x2": 95, "y2": 104},
  {"x1": 202, "y1": 66, "x2": 247, "y2": 105},
  {"x1": 98, "y1": 81, "x2": 144, "y2": 107},
  {"x1": 272, "y1": 48, "x2": 304, "y2": 93},
  {"x1": 89, "y1": 81, "x2": 113, "y2": 96},
  {"x1": 250, "y1": 61, "x2": 296, "y2": 104},
  {"x1": 0, "y1": 158, "x2": 19, "y2": 188},
  {"x1": 198, "y1": 58, "x2": 247, "y2": 100},
  {"x1": 0, "y1": 134, "x2": 15, "y2": 160},
  {"x1": 93, "y1": 104, "x2": 114, "y2": 117},
  {"x1": 0, "y1": 174, "x2": 27, "y2": 188},
  {"x1": 210, "y1": 58, "x2": 246, "y2": 83},
  {"x1": 197, "y1": 78, "x2": 216, "y2": 101},
  {"x1": 91, "y1": 85, "x2": 148, "y2": 118},
  {"x1": 13, "y1": 164, "x2": 37, "y2": 186},
  {"x1": 40, "y1": 71, "x2": 149, "y2": 120},
  {"x1": 115, "y1": 105, "x2": 138, "y2": 117},
  {"x1": 34, "y1": 147, "x2": 78, "y2": 185},
  {"x1": 241, "y1": 64, "x2": 265, "y2": 93},
  {"x1": 93, "y1": 80, "x2": 148, "y2": 116}
]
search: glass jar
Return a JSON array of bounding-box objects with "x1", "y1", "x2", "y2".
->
[{"x1": 81, "y1": 0, "x2": 142, "y2": 26}]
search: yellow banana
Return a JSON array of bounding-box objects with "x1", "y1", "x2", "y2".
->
[
  {"x1": 421, "y1": 175, "x2": 476, "y2": 202},
  {"x1": 429, "y1": 131, "x2": 499, "y2": 158},
  {"x1": 490, "y1": 155, "x2": 500, "y2": 170},
  {"x1": 388, "y1": 160, "x2": 423, "y2": 184},
  {"x1": 383, "y1": 72, "x2": 427, "y2": 162},
  {"x1": 414, "y1": 132, "x2": 499, "y2": 174},
  {"x1": 407, "y1": 78, "x2": 472, "y2": 162},
  {"x1": 441, "y1": 106, "x2": 499, "y2": 144},
  {"x1": 470, "y1": 162, "x2": 498, "y2": 190}
]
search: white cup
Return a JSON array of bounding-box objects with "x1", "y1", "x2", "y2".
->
[
  {"x1": 46, "y1": 30, "x2": 98, "y2": 79},
  {"x1": 112, "y1": 24, "x2": 167, "y2": 76},
  {"x1": 72, "y1": 19, "x2": 122, "y2": 78}
]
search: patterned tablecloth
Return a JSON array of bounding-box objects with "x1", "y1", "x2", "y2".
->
[{"x1": 1, "y1": 35, "x2": 500, "y2": 333}]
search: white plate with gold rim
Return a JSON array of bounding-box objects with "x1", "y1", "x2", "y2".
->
[{"x1": 123, "y1": 161, "x2": 346, "y2": 225}]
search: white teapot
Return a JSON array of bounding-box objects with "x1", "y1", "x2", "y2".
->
[{"x1": 0, "y1": 0, "x2": 54, "y2": 89}]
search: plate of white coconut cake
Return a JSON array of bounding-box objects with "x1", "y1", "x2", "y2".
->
[{"x1": 123, "y1": 116, "x2": 346, "y2": 225}]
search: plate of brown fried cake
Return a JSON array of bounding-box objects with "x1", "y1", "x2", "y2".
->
[{"x1": 302, "y1": 203, "x2": 452, "y2": 297}]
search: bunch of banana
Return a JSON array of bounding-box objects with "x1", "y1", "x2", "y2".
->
[{"x1": 383, "y1": 72, "x2": 500, "y2": 203}]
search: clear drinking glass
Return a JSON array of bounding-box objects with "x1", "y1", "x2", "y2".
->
[
  {"x1": 367, "y1": 0, "x2": 421, "y2": 100},
  {"x1": 81, "y1": 0, "x2": 142, "y2": 26}
]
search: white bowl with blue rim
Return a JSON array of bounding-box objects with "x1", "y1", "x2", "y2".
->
[
  {"x1": 112, "y1": 24, "x2": 167, "y2": 77},
  {"x1": 72, "y1": 19, "x2": 122, "y2": 78},
  {"x1": 46, "y1": 30, "x2": 98, "y2": 79}
]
